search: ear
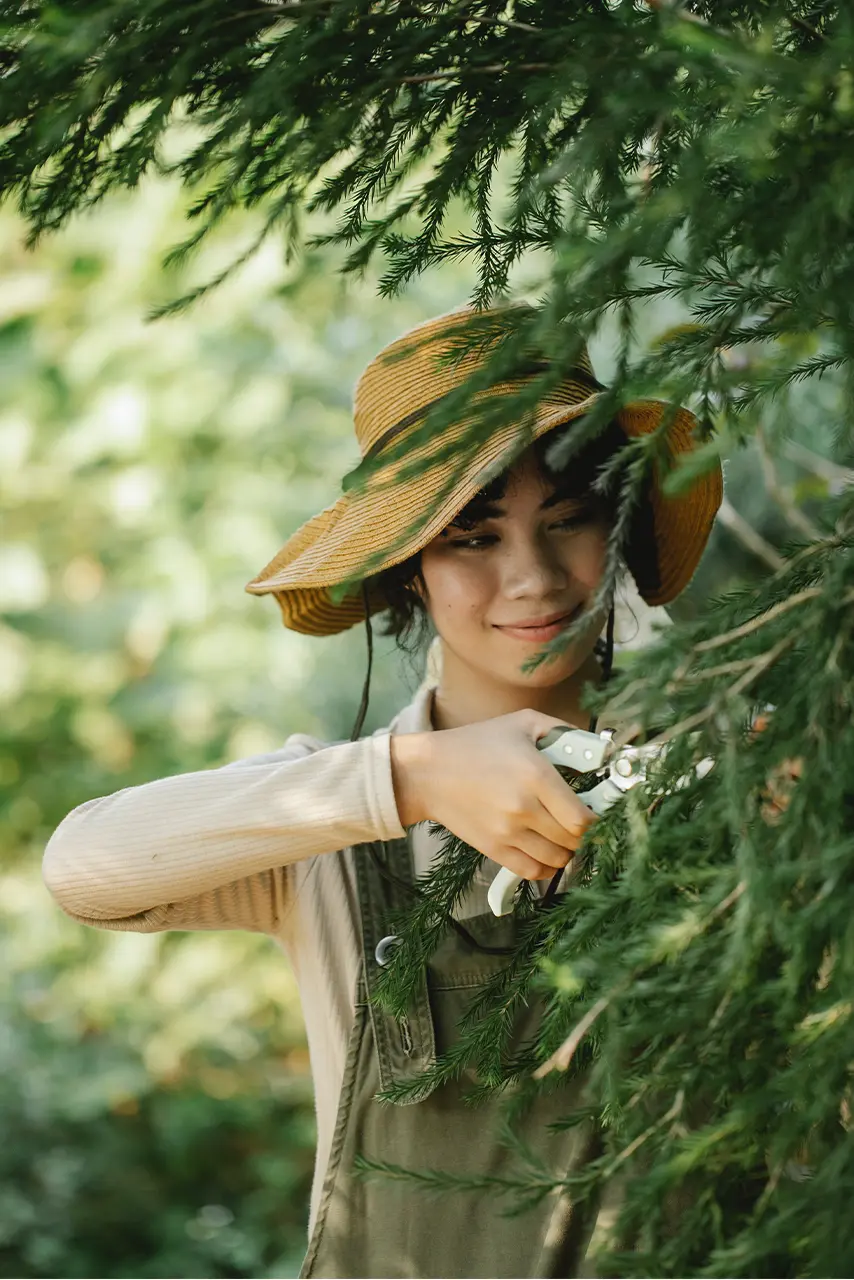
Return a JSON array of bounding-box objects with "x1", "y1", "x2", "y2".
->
[{"x1": 411, "y1": 567, "x2": 429, "y2": 605}]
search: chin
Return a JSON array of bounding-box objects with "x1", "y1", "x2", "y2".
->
[{"x1": 506, "y1": 651, "x2": 588, "y2": 687}]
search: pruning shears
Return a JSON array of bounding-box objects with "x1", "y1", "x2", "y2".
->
[{"x1": 487, "y1": 725, "x2": 712, "y2": 917}]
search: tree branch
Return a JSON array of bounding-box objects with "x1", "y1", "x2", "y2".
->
[
  {"x1": 535, "y1": 883, "x2": 747, "y2": 1078},
  {"x1": 756, "y1": 428, "x2": 823, "y2": 541},
  {"x1": 782, "y1": 441, "x2": 854, "y2": 493},
  {"x1": 716, "y1": 496, "x2": 786, "y2": 572}
]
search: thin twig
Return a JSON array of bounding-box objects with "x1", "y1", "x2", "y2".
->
[
  {"x1": 627, "y1": 1033, "x2": 686, "y2": 1111},
  {"x1": 451, "y1": 12, "x2": 540, "y2": 34},
  {"x1": 694, "y1": 587, "x2": 823, "y2": 653},
  {"x1": 756, "y1": 428, "x2": 822, "y2": 540},
  {"x1": 211, "y1": 3, "x2": 539, "y2": 31},
  {"x1": 788, "y1": 14, "x2": 829, "y2": 43},
  {"x1": 536, "y1": 883, "x2": 746, "y2": 1079},
  {"x1": 670, "y1": 653, "x2": 773, "y2": 686},
  {"x1": 782, "y1": 441, "x2": 854, "y2": 491},
  {"x1": 399, "y1": 62, "x2": 551, "y2": 83},
  {"x1": 645, "y1": 634, "x2": 797, "y2": 748},
  {"x1": 601, "y1": 1089, "x2": 686, "y2": 1177},
  {"x1": 605, "y1": 580, "x2": 850, "y2": 745},
  {"x1": 707, "y1": 879, "x2": 747, "y2": 922},
  {"x1": 767, "y1": 532, "x2": 842, "y2": 584},
  {"x1": 534, "y1": 996, "x2": 610, "y2": 1077},
  {"x1": 717, "y1": 496, "x2": 786, "y2": 571},
  {"x1": 211, "y1": 1, "x2": 334, "y2": 22}
]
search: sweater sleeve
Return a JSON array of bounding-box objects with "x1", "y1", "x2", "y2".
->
[{"x1": 41, "y1": 732, "x2": 406, "y2": 935}]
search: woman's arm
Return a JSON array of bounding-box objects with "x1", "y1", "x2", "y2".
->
[{"x1": 42, "y1": 733, "x2": 405, "y2": 934}]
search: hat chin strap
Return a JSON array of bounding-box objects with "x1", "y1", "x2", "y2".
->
[
  {"x1": 349, "y1": 580, "x2": 375, "y2": 742},
  {"x1": 599, "y1": 597, "x2": 615, "y2": 684}
]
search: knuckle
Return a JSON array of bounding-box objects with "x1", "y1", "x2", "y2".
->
[
  {"x1": 495, "y1": 807, "x2": 513, "y2": 832},
  {"x1": 504, "y1": 790, "x2": 531, "y2": 820},
  {"x1": 496, "y1": 815, "x2": 519, "y2": 845},
  {"x1": 569, "y1": 799, "x2": 595, "y2": 829}
]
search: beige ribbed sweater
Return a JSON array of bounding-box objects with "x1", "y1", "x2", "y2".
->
[{"x1": 42, "y1": 677, "x2": 507, "y2": 1238}]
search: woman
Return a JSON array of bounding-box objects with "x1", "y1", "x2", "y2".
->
[{"x1": 43, "y1": 306, "x2": 721, "y2": 1278}]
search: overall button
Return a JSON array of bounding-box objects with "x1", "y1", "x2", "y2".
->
[{"x1": 375, "y1": 934, "x2": 401, "y2": 967}]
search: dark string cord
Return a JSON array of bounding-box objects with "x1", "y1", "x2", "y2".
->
[
  {"x1": 366, "y1": 844, "x2": 516, "y2": 956},
  {"x1": 352, "y1": 589, "x2": 618, "y2": 954},
  {"x1": 349, "y1": 581, "x2": 375, "y2": 742}
]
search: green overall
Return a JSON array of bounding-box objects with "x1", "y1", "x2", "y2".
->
[{"x1": 301, "y1": 834, "x2": 612, "y2": 1279}]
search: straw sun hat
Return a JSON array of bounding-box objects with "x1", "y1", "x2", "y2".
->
[{"x1": 246, "y1": 307, "x2": 722, "y2": 636}]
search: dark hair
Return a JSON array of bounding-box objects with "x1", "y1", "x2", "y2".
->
[{"x1": 371, "y1": 417, "x2": 625, "y2": 653}]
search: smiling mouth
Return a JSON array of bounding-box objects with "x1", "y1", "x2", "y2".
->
[{"x1": 494, "y1": 603, "x2": 585, "y2": 638}]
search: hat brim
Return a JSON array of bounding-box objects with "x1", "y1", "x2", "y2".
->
[{"x1": 246, "y1": 394, "x2": 722, "y2": 636}]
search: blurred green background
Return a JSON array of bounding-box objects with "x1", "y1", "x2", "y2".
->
[{"x1": 2, "y1": 171, "x2": 838, "y2": 1278}]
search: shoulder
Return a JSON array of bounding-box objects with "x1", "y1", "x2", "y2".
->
[
  {"x1": 218, "y1": 718, "x2": 404, "y2": 772},
  {"x1": 217, "y1": 731, "x2": 331, "y2": 771},
  {"x1": 219, "y1": 678, "x2": 434, "y2": 772}
]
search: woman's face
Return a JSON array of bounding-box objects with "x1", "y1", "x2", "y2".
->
[{"x1": 418, "y1": 449, "x2": 610, "y2": 690}]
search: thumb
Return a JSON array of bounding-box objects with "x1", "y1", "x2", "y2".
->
[{"x1": 519, "y1": 709, "x2": 582, "y2": 749}]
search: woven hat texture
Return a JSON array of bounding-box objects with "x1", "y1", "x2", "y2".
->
[{"x1": 246, "y1": 307, "x2": 722, "y2": 635}]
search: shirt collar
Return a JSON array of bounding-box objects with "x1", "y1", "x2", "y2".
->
[{"x1": 387, "y1": 679, "x2": 436, "y2": 737}]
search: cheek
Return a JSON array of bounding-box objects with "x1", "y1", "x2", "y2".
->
[
  {"x1": 419, "y1": 551, "x2": 494, "y2": 628},
  {"x1": 567, "y1": 528, "x2": 609, "y2": 590}
]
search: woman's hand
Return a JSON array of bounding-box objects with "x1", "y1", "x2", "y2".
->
[{"x1": 390, "y1": 710, "x2": 597, "y2": 881}]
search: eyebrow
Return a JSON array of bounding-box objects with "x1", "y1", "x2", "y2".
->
[{"x1": 453, "y1": 490, "x2": 586, "y2": 524}]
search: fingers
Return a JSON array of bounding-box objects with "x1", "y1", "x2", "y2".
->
[
  {"x1": 534, "y1": 768, "x2": 598, "y2": 843},
  {"x1": 510, "y1": 826, "x2": 575, "y2": 871},
  {"x1": 498, "y1": 847, "x2": 558, "y2": 882},
  {"x1": 527, "y1": 799, "x2": 593, "y2": 853},
  {"x1": 523, "y1": 709, "x2": 582, "y2": 742}
]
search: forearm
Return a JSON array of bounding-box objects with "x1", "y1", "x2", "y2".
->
[
  {"x1": 43, "y1": 734, "x2": 405, "y2": 921},
  {"x1": 389, "y1": 730, "x2": 435, "y2": 827}
]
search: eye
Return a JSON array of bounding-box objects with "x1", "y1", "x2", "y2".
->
[
  {"x1": 550, "y1": 506, "x2": 596, "y2": 531},
  {"x1": 448, "y1": 534, "x2": 497, "y2": 551}
]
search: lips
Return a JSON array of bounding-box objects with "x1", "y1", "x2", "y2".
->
[
  {"x1": 493, "y1": 603, "x2": 584, "y2": 642},
  {"x1": 498, "y1": 608, "x2": 578, "y2": 629}
]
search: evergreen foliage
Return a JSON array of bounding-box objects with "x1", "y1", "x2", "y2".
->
[
  {"x1": 376, "y1": 527, "x2": 854, "y2": 1276},
  {"x1": 4, "y1": 0, "x2": 853, "y2": 1273}
]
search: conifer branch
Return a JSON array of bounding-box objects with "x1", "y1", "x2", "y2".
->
[
  {"x1": 693, "y1": 586, "x2": 824, "y2": 653},
  {"x1": 535, "y1": 883, "x2": 747, "y2": 1079},
  {"x1": 4, "y1": 0, "x2": 853, "y2": 1269},
  {"x1": 533, "y1": 995, "x2": 611, "y2": 1077},
  {"x1": 755, "y1": 428, "x2": 823, "y2": 541},
  {"x1": 397, "y1": 62, "x2": 551, "y2": 84},
  {"x1": 602, "y1": 1088, "x2": 686, "y2": 1177}
]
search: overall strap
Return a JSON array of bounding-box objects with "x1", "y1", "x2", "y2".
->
[{"x1": 354, "y1": 835, "x2": 437, "y2": 1104}]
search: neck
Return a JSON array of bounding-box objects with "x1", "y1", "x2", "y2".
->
[{"x1": 429, "y1": 646, "x2": 604, "y2": 732}]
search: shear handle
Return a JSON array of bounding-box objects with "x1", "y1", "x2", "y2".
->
[{"x1": 486, "y1": 728, "x2": 614, "y2": 918}]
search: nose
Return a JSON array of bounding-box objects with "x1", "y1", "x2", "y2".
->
[{"x1": 500, "y1": 531, "x2": 570, "y2": 600}]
